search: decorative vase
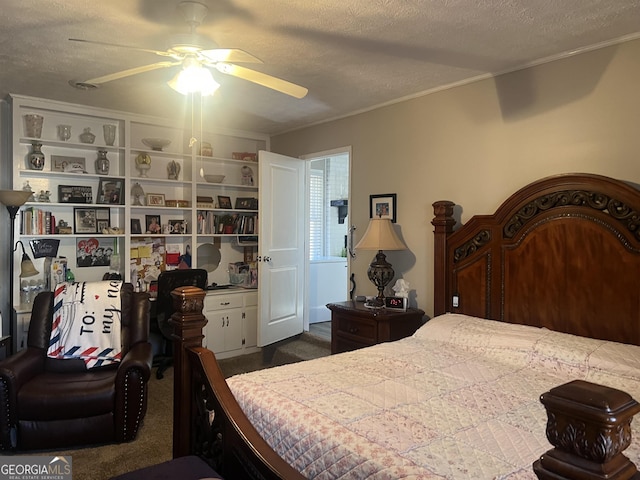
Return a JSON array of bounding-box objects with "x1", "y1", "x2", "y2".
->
[
  {"x1": 24, "y1": 114, "x2": 44, "y2": 138},
  {"x1": 28, "y1": 143, "x2": 45, "y2": 170},
  {"x1": 79, "y1": 127, "x2": 96, "y2": 144},
  {"x1": 103, "y1": 124, "x2": 116, "y2": 146},
  {"x1": 95, "y1": 150, "x2": 110, "y2": 175},
  {"x1": 57, "y1": 124, "x2": 71, "y2": 141}
]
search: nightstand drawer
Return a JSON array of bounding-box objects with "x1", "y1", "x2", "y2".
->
[{"x1": 335, "y1": 316, "x2": 376, "y2": 343}]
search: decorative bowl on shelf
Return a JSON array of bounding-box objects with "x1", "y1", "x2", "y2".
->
[
  {"x1": 142, "y1": 137, "x2": 171, "y2": 151},
  {"x1": 204, "y1": 174, "x2": 225, "y2": 183}
]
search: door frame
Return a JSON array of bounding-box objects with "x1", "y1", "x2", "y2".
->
[{"x1": 300, "y1": 146, "x2": 352, "y2": 332}]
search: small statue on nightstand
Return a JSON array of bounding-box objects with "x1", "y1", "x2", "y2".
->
[{"x1": 392, "y1": 279, "x2": 410, "y2": 298}]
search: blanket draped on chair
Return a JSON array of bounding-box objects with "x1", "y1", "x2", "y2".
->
[{"x1": 47, "y1": 280, "x2": 123, "y2": 369}]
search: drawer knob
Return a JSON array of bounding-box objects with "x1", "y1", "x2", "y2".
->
[
  {"x1": 220, "y1": 301, "x2": 230, "y2": 306},
  {"x1": 348, "y1": 327, "x2": 358, "y2": 334}
]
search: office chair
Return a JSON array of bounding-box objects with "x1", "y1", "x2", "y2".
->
[{"x1": 154, "y1": 268, "x2": 208, "y2": 379}]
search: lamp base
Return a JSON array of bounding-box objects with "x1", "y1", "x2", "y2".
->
[{"x1": 367, "y1": 250, "x2": 395, "y2": 301}]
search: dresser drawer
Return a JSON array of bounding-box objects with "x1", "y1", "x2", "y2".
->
[
  {"x1": 205, "y1": 293, "x2": 242, "y2": 312},
  {"x1": 334, "y1": 315, "x2": 377, "y2": 343}
]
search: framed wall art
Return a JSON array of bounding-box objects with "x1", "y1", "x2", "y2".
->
[
  {"x1": 168, "y1": 219, "x2": 187, "y2": 234},
  {"x1": 145, "y1": 214, "x2": 162, "y2": 234},
  {"x1": 217, "y1": 195, "x2": 232, "y2": 209},
  {"x1": 97, "y1": 178, "x2": 124, "y2": 205},
  {"x1": 58, "y1": 185, "x2": 92, "y2": 203},
  {"x1": 146, "y1": 193, "x2": 166, "y2": 206},
  {"x1": 76, "y1": 237, "x2": 114, "y2": 267},
  {"x1": 51, "y1": 155, "x2": 86, "y2": 173},
  {"x1": 74, "y1": 207, "x2": 110, "y2": 234},
  {"x1": 235, "y1": 197, "x2": 258, "y2": 210},
  {"x1": 131, "y1": 218, "x2": 142, "y2": 234},
  {"x1": 369, "y1": 193, "x2": 397, "y2": 222}
]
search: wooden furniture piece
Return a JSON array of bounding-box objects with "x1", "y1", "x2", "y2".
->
[
  {"x1": 432, "y1": 172, "x2": 640, "y2": 479},
  {"x1": 327, "y1": 300, "x2": 425, "y2": 354}
]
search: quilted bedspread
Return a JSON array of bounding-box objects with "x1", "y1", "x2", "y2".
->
[{"x1": 227, "y1": 314, "x2": 640, "y2": 479}]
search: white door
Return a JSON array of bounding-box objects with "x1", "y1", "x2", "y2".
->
[{"x1": 258, "y1": 151, "x2": 306, "y2": 346}]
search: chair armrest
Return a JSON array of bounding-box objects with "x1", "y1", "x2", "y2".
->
[
  {"x1": 0, "y1": 348, "x2": 45, "y2": 450},
  {"x1": 116, "y1": 341, "x2": 152, "y2": 384},
  {"x1": 114, "y1": 341, "x2": 153, "y2": 442},
  {"x1": 0, "y1": 348, "x2": 44, "y2": 390}
]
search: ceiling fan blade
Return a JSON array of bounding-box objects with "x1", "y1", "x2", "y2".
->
[
  {"x1": 83, "y1": 61, "x2": 180, "y2": 85},
  {"x1": 215, "y1": 63, "x2": 307, "y2": 99},
  {"x1": 69, "y1": 38, "x2": 173, "y2": 58},
  {"x1": 200, "y1": 48, "x2": 263, "y2": 64}
]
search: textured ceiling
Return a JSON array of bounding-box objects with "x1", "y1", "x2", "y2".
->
[{"x1": 1, "y1": 0, "x2": 639, "y2": 135}]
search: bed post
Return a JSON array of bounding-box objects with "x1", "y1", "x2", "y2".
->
[
  {"x1": 432, "y1": 201, "x2": 455, "y2": 316},
  {"x1": 534, "y1": 380, "x2": 640, "y2": 480},
  {"x1": 169, "y1": 286, "x2": 208, "y2": 459}
]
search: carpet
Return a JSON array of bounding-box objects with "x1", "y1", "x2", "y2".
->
[{"x1": 6, "y1": 332, "x2": 330, "y2": 479}]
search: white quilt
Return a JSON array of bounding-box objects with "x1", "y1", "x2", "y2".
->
[
  {"x1": 47, "y1": 280, "x2": 123, "y2": 369},
  {"x1": 227, "y1": 313, "x2": 640, "y2": 479}
]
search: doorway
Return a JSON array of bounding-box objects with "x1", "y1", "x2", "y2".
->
[{"x1": 303, "y1": 148, "x2": 351, "y2": 332}]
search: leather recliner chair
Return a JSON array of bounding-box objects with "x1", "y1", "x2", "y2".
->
[{"x1": 0, "y1": 282, "x2": 153, "y2": 450}]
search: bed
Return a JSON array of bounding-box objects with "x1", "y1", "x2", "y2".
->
[{"x1": 165, "y1": 173, "x2": 640, "y2": 480}]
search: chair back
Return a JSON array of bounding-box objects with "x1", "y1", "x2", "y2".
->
[{"x1": 156, "y1": 269, "x2": 208, "y2": 338}]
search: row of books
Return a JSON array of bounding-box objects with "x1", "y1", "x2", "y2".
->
[
  {"x1": 196, "y1": 211, "x2": 258, "y2": 235},
  {"x1": 21, "y1": 207, "x2": 56, "y2": 235}
]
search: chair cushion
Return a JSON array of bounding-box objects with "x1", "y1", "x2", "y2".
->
[{"x1": 18, "y1": 370, "x2": 116, "y2": 421}]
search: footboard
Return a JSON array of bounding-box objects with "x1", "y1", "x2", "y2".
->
[{"x1": 169, "y1": 286, "x2": 304, "y2": 480}]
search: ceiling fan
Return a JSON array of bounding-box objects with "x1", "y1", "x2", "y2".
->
[{"x1": 69, "y1": 1, "x2": 307, "y2": 98}]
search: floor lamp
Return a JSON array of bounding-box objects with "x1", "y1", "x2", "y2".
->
[
  {"x1": 355, "y1": 216, "x2": 407, "y2": 307},
  {"x1": 0, "y1": 189, "x2": 36, "y2": 355}
]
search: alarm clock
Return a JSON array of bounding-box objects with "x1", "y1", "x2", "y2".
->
[{"x1": 384, "y1": 296, "x2": 407, "y2": 311}]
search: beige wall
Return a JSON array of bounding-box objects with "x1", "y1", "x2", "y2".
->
[{"x1": 271, "y1": 38, "x2": 640, "y2": 317}]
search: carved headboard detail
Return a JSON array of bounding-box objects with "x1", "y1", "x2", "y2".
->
[{"x1": 433, "y1": 173, "x2": 640, "y2": 346}]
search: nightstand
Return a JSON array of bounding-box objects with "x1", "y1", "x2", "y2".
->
[{"x1": 327, "y1": 301, "x2": 425, "y2": 354}]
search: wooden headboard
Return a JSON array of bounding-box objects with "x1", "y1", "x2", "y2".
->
[{"x1": 432, "y1": 173, "x2": 640, "y2": 346}]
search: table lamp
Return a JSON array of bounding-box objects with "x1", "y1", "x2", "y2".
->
[
  {"x1": 0, "y1": 189, "x2": 37, "y2": 355},
  {"x1": 355, "y1": 216, "x2": 407, "y2": 306}
]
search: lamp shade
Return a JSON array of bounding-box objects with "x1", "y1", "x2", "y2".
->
[
  {"x1": 0, "y1": 190, "x2": 31, "y2": 208},
  {"x1": 355, "y1": 217, "x2": 407, "y2": 251}
]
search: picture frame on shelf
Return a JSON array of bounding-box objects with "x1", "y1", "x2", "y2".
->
[
  {"x1": 97, "y1": 178, "x2": 124, "y2": 205},
  {"x1": 217, "y1": 195, "x2": 232, "y2": 209},
  {"x1": 76, "y1": 237, "x2": 113, "y2": 268},
  {"x1": 58, "y1": 185, "x2": 92, "y2": 203},
  {"x1": 235, "y1": 197, "x2": 258, "y2": 210},
  {"x1": 131, "y1": 218, "x2": 142, "y2": 234},
  {"x1": 168, "y1": 219, "x2": 186, "y2": 234},
  {"x1": 51, "y1": 155, "x2": 86, "y2": 173},
  {"x1": 146, "y1": 193, "x2": 166, "y2": 206},
  {"x1": 145, "y1": 215, "x2": 162, "y2": 234},
  {"x1": 369, "y1": 193, "x2": 397, "y2": 223},
  {"x1": 74, "y1": 207, "x2": 110, "y2": 234}
]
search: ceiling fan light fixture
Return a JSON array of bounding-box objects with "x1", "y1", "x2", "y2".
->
[{"x1": 168, "y1": 60, "x2": 219, "y2": 96}]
